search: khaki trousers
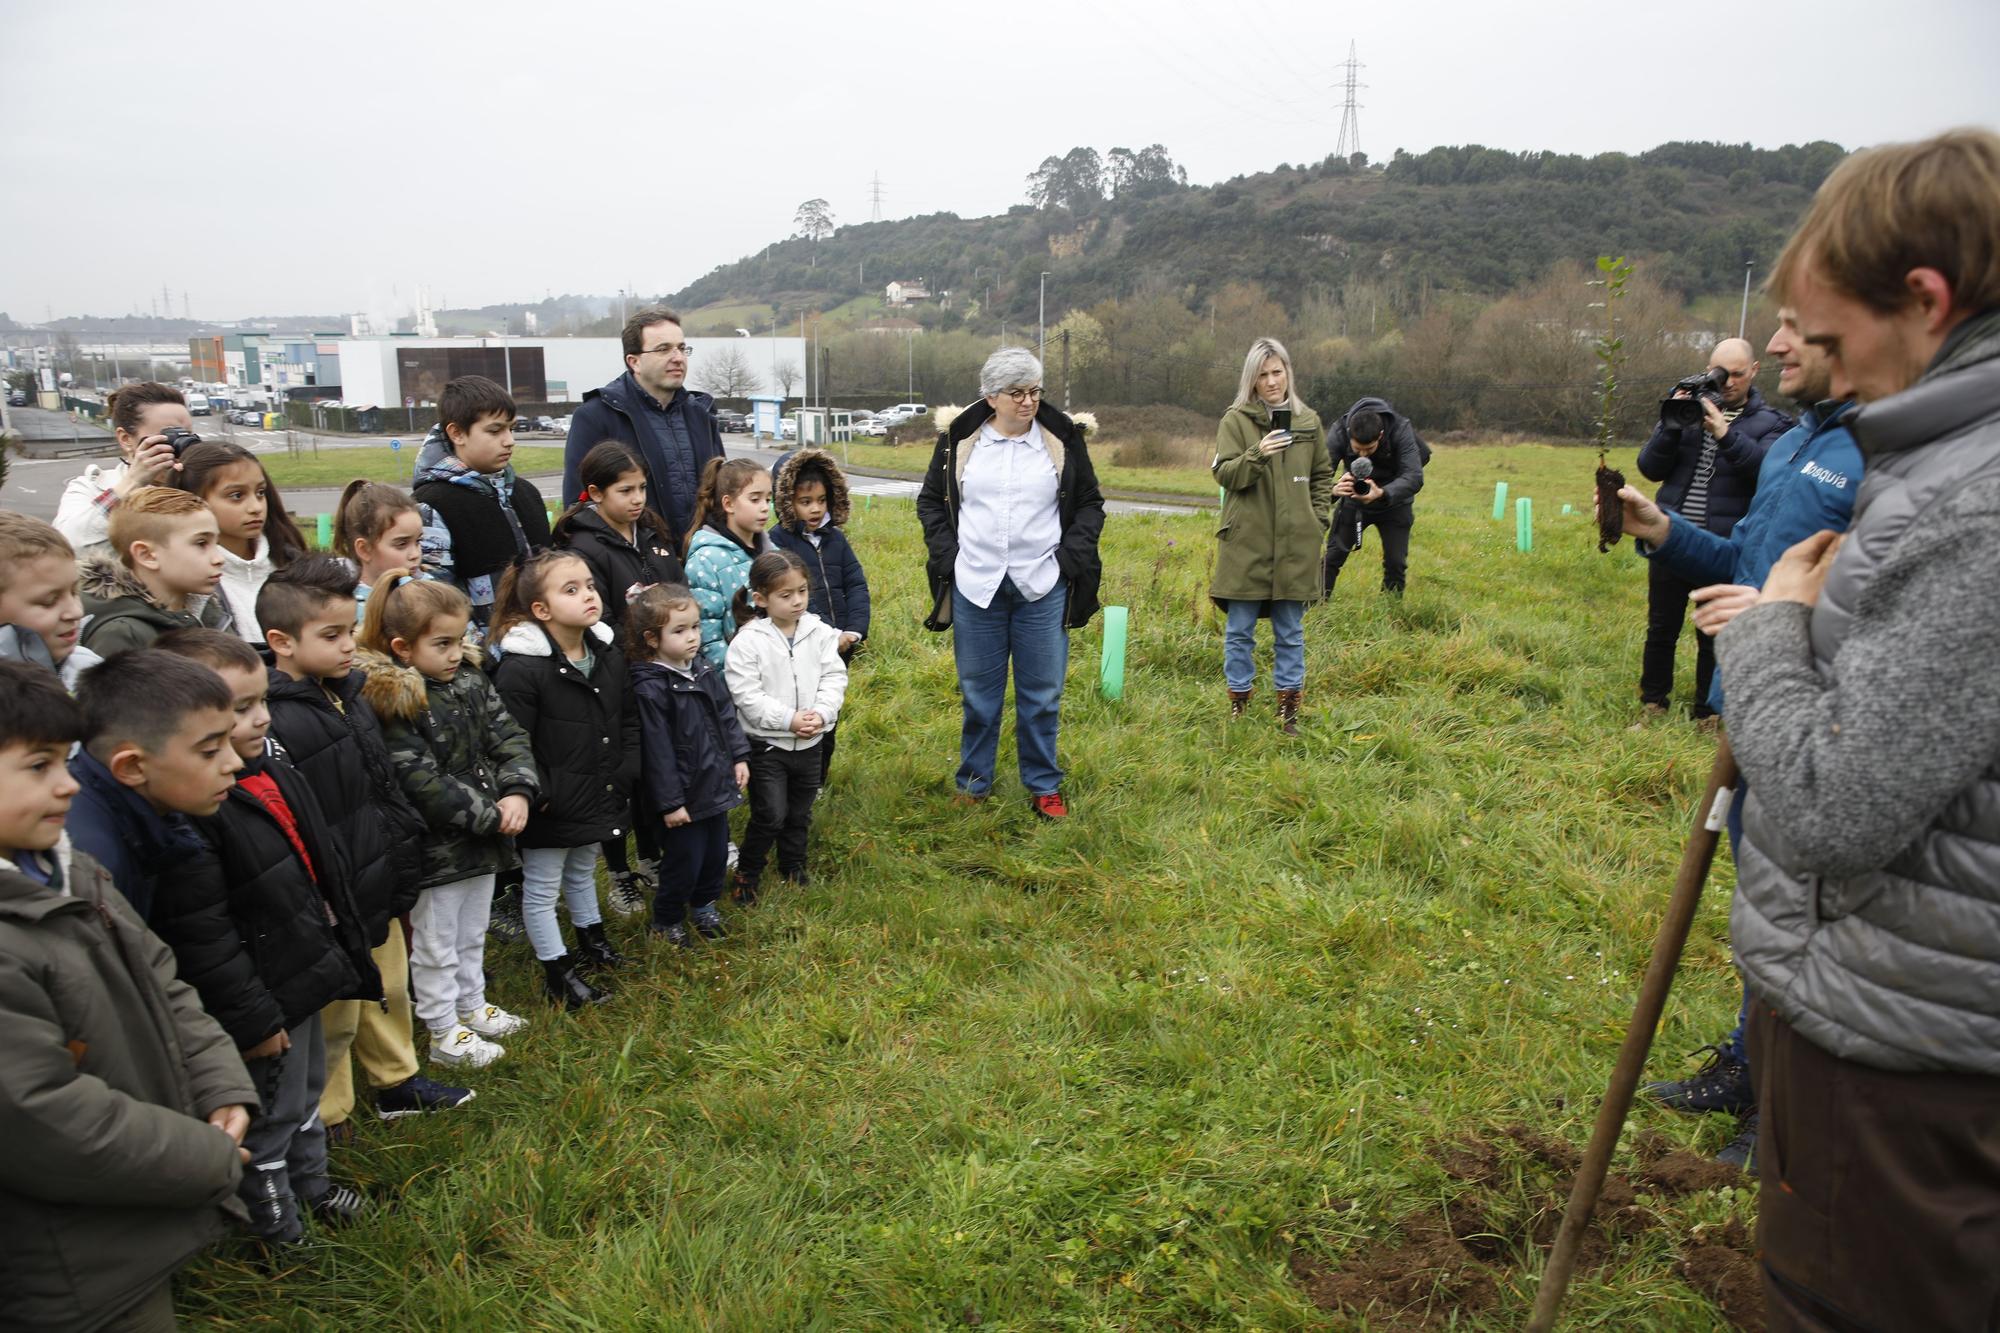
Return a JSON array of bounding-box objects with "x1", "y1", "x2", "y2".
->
[{"x1": 318, "y1": 919, "x2": 419, "y2": 1125}]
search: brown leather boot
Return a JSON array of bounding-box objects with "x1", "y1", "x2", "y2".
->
[
  {"x1": 1228, "y1": 688, "x2": 1251, "y2": 719},
  {"x1": 1276, "y1": 688, "x2": 1302, "y2": 736}
]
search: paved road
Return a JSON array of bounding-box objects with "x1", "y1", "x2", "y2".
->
[{"x1": 2, "y1": 429, "x2": 1199, "y2": 523}]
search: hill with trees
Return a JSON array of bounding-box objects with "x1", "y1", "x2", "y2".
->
[{"x1": 669, "y1": 139, "x2": 1845, "y2": 331}]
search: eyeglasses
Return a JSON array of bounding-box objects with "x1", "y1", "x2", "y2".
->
[
  {"x1": 1003, "y1": 386, "x2": 1044, "y2": 403},
  {"x1": 641, "y1": 343, "x2": 694, "y2": 357}
]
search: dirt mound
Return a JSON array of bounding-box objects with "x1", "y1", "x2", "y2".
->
[
  {"x1": 1291, "y1": 1126, "x2": 1760, "y2": 1329},
  {"x1": 1680, "y1": 1217, "x2": 1765, "y2": 1332},
  {"x1": 1289, "y1": 1206, "x2": 1499, "y2": 1331}
]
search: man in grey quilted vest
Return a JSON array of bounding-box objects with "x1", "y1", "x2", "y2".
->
[{"x1": 1716, "y1": 128, "x2": 2000, "y2": 1331}]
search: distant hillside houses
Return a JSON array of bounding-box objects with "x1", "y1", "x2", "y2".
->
[{"x1": 885, "y1": 281, "x2": 931, "y2": 306}]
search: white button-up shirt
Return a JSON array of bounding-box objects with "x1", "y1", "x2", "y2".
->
[{"x1": 954, "y1": 419, "x2": 1062, "y2": 609}]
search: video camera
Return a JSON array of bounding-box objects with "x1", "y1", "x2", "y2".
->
[
  {"x1": 1346, "y1": 455, "x2": 1375, "y2": 494},
  {"x1": 1659, "y1": 367, "x2": 1728, "y2": 431}
]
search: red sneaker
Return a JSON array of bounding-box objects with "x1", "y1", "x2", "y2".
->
[{"x1": 1030, "y1": 791, "x2": 1070, "y2": 820}]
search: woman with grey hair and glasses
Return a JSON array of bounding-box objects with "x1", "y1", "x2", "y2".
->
[
  {"x1": 1210, "y1": 337, "x2": 1333, "y2": 735},
  {"x1": 916, "y1": 347, "x2": 1105, "y2": 819}
]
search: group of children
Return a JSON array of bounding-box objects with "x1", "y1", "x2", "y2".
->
[{"x1": 0, "y1": 374, "x2": 870, "y2": 1328}]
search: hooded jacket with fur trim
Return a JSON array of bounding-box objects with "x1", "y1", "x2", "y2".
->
[
  {"x1": 78, "y1": 555, "x2": 231, "y2": 657},
  {"x1": 360, "y1": 646, "x2": 540, "y2": 888},
  {"x1": 491, "y1": 620, "x2": 640, "y2": 847},
  {"x1": 769, "y1": 448, "x2": 872, "y2": 641}
]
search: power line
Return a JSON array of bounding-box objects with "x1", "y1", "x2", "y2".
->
[
  {"x1": 869, "y1": 171, "x2": 885, "y2": 223},
  {"x1": 1333, "y1": 40, "x2": 1366, "y2": 162}
]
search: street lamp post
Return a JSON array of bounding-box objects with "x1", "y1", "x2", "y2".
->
[
  {"x1": 1038, "y1": 271, "x2": 1049, "y2": 363},
  {"x1": 1738, "y1": 262, "x2": 1755, "y2": 340}
]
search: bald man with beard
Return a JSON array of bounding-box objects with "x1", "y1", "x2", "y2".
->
[{"x1": 1631, "y1": 336, "x2": 1794, "y2": 727}]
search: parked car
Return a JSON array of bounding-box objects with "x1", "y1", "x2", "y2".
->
[
  {"x1": 186, "y1": 397, "x2": 211, "y2": 416},
  {"x1": 714, "y1": 409, "x2": 748, "y2": 433},
  {"x1": 778, "y1": 418, "x2": 798, "y2": 440},
  {"x1": 889, "y1": 402, "x2": 929, "y2": 420},
  {"x1": 6, "y1": 389, "x2": 27, "y2": 407},
  {"x1": 855, "y1": 417, "x2": 887, "y2": 438}
]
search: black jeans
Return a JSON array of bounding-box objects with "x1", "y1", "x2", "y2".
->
[
  {"x1": 739, "y1": 741, "x2": 822, "y2": 881},
  {"x1": 653, "y1": 811, "x2": 730, "y2": 927},
  {"x1": 1641, "y1": 560, "x2": 1717, "y2": 715},
  {"x1": 1324, "y1": 501, "x2": 1414, "y2": 592}
]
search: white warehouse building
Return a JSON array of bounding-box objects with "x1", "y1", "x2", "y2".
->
[{"x1": 335, "y1": 335, "x2": 807, "y2": 408}]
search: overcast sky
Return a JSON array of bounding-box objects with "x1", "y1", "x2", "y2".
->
[{"x1": 3, "y1": 0, "x2": 1995, "y2": 323}]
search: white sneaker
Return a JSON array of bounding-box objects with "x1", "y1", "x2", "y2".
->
[
  {"x1": 459, "y1": 1004, "x2": 529, "y2": 1039},
  {"x1": 430, "y1": 1024, "x2": 505, "y2": 1068},
  {"x1": 726, "y1": 841, "x2": 740, "y2": 870}
]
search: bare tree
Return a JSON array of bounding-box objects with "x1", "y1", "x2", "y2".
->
[
  {"x1": 771, "y1": 360, "x2": 801, "y2": 398},
  {"x1": 692, "y1": 343, "x2": 763, "y2": 398}
]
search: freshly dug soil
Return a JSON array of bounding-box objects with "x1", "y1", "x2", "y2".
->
[
  {"x1": 1680, "y1": 1217, "x2": 1767, "y2": 1332},
  {"x1": 1292, "y1": 1126, "x2": 1763, "y2": 1329},
  {"x1": 1597, "y1": 462, "x2": 1627, "y2": 552}
]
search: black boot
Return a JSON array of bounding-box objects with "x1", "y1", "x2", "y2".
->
[
  {"x1": 541, "y1": 954, "x2": 611, "y2": 1009},
  {"x1": 574, "y1": 922, "x2": 627, "y2": 971}
]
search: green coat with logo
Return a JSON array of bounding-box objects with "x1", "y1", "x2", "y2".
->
[{"x1": 1209, "y1": 400, "x2": 1335, "y2": 607}]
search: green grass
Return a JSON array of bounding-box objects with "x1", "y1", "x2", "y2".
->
[
  {"x1": 259, "y1": 446, "x2": 568, "y2": 492},
  {"x1": 180, "y1": 444, "x2": 1750, "y2": 1329},
  {"x1": 683, "y1": 302, "x2": 785, "y2": 335}
]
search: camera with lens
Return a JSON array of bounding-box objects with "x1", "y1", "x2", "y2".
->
[
  {"x1": 1346, "y1": 455, "x2": 1375, "y2": 496},
  {"x1": 1659, "y1": 367, "x2": 1728, "y2": 430},
  {"x1": 160, "y1": 426, "x2": 203, "y2": 457}
]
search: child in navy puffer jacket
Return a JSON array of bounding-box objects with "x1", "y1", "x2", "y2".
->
[{"x1": 625, "y1": 583, "x2": 749, "y2": 946}]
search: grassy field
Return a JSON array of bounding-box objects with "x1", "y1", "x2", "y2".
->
[
  {"x1": 259, "y1": 446, "x2": 569, "y2": 492},
  {"x1": 180, "y1": 444, "x2": 1757, "y2": 1330}
]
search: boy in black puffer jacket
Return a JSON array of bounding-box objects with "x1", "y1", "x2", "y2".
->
[
  {"x1": 256, "y1": 559, "x2": 473, "y2": 1131},
  {"x1": 624, "y1": 584, "x2": 750, "y2": 945},
  {"x1": 156, "y1": 629, "x2": 382, "y2": 1242},
  {"x1": 769, "y1": 449, "x2": 870, "y2": 783}
]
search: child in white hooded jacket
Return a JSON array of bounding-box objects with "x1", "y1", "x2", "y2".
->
[{"x1": 724, "y1": 550, "x2": 847, "y2": 898}]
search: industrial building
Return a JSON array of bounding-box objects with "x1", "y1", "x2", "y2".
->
[{"x1": 193, "y1": 333, "x2": 807, "y2": 408}]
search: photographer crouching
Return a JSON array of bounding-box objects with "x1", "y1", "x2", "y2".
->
[
  {"x1": 1322, "y1": 397, "x2": 1427, "y2": 597},
  {"x1": 1631, "y1": 340, "x2": 1793, "y2": 726}
]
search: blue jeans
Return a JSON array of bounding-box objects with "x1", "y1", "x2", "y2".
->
[
  {"x1": 520, "y1": 844, "x2": 603, "y2": 962},
  {"x1": 1222, "y1": 599, "x2": 1305, "y2": 692},
  {"x1": 952, "y1": 577, "x2": 1069, "y2": 797}
]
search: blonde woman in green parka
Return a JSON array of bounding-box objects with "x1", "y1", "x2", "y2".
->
[{"x1": 1210, "y1": 338, "x2": 1334, "y2": 734}]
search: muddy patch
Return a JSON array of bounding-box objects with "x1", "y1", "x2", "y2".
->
[{"x1": 1291, "y1": 1127, "x2": 1762, "y2": 1329}]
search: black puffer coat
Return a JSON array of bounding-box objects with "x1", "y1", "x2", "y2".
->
[
  {"x1": 361, "y1": 646, "x2": 540, "y2": 889},
  {"x1": 492, "y1": 620, "x2": 641, "y2": 848},
  {"x1": 263, "y1": 663, "x2": 426, "y2": 942},
  {"x1": 554, "y1": 504, "x2": 685, "y2": 629},
  {"x1": 170, "y1": 744, "x2": 381, "y2": 1048},
  {"x1": 631, "y1": 658, "x2": 750, "y2": 823}
]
